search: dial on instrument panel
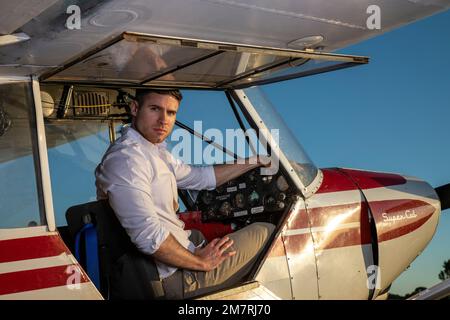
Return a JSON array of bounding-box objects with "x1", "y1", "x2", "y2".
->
[
  {"x1": 276, "y1": 175, "x2": 289, "y2": 192},
  {"x1": 201, "y1": 191, "x2": 214, "y2": 205},
  {"x1": 248, "y1": 190, "x2": 260, "y2": 206},
  {"x1": 234, "y1": 193, "x2": 245, "y2": 208},
  {"x1": 219, "y1": 201, "x2": 232, "y2": 217},
  {"x1": 247, "y1": 172, "x2": 257, "y2": 184}
]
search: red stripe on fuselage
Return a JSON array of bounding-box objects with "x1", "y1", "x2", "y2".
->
[
  {"x1": 338, "y1": 168, "x2": 407, "y2": 190},
  {"x1": 286, "y1": 203, "x2": 362, "y2": 231},
  {"x1": 312, "y1": 227, "x2": 367, "y2": 251},
  {"x1": 307, "y1": 203, "x2": 361, "y2": 227},
  {"x1": 285, "y1": 209, "x2": 309, "y2": 229},
  {"x1": 0, "y1": 265, "x2": 89, "y2": 295},
  {"x1": 317, "y1": 169, "x2": 359, "y2": 193},
  {"x1": 317, "y1": 168, "x2": 407, "y2": 194},
  {"x1": 0, "y1": 235, "x2": 69, "y2": 263},
  {"x1": 284, "y1": 233, "x2": 313, "y2": 256}
]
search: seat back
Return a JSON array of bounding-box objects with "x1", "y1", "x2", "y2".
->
[{"x1": 66, "y1": 200, "x2": 165, "y2": 300}]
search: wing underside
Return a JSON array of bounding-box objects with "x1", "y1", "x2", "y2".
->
[{"x1": 0, "y1": 0, "x2": 449, "y2": 78}]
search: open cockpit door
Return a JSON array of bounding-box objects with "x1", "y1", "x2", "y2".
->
[
  {"x1": 0, "y1": 79, "x2": 103, "y2": 299},
  {"x1": 40, "y1": 32, "x2": 368, "y2": 89}
]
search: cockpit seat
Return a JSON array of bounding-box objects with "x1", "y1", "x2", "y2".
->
[{"x1": 66, "y1": 200, "x2": 165, "y2": 300}]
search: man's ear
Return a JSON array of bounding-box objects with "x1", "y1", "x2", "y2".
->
[{"x1": 130, "y1": 100, "x2": 139, "y2": 117}]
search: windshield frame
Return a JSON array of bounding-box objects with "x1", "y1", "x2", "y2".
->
[{"x1": 231, "y1": 88, "x2": 323, "y2": 198}]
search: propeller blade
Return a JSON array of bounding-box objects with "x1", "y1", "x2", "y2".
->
[{"x1": 435, "y1": 184, "x2": 450, "y2": 211}]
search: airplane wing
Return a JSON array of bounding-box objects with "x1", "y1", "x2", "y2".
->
[
  {"x1": 408, "y1": 278, "x2": 450, "y2": 300},
  {"x1": 0, "y1": 0, "x2": 450, "y2": 78}
]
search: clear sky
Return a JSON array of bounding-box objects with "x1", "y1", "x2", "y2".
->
[{"x1": 261, "y1": 9, "x2": 450, "y2": 296}]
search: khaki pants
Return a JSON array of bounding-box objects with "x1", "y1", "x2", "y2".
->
[{"x1": 162, "y1": 222, "x2": 275, "y2": 299}]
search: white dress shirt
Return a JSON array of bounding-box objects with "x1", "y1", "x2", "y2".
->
[{"x1": 95, "y1": 126, "x2": 216, "y2": 279}]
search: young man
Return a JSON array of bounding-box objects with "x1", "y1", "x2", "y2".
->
[{"x1": 95, "y1": 89, "x2": 275, "y2": 299}]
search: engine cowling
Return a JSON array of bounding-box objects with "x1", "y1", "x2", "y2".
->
[{"x1": 339, "y1": 168, "x2": 441, "y2": 297}]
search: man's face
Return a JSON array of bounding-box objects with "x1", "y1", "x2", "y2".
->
[{"x1": 131, "y1": 92, "x2": 179, "y2": 144}]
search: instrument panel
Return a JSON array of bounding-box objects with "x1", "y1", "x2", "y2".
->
[{"x1": 195, "y1": 168, "x2": 295, "y2": 223}]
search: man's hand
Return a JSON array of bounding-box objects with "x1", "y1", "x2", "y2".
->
[
  {"x1": 194, "y1": 236, "x2": 236, "y2": 271},
  {"x1": 214, "y1": 155, "x2": 272, "y2": 187},
  {"x1": 152, "y1": 234, "x2": 235, "y2": 272}
]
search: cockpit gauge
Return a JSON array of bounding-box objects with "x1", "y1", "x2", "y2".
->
[
  {"x1": 201, "y1": 191, "x2": 214, "y2": 205},
  {"x1": 219, "y1": 201, "x2": 232, "y2": 217},
  {"x1": 276, "y1": 175, "x2": 289, "y2": 192},
  {"x1": 248, "y1": 190, "x2": 260, "y2": 206},
  {"x1": 234, "y1": 193, "x2": 245, "y2": 208},
  {"x1": 278, "y1": 192, "x2": 287, "y2": 201}
]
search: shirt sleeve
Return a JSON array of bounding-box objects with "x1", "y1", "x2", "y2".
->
[
  {"x1": 95, "y1": 145, "x2": 170, "y2": 255},
  {"x1": 165, "y1": 150, "x2": 217, "y2": 190}
]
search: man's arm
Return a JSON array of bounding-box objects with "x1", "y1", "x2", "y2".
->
[
  {"x1": 153, "y1": 233, "x2": 235, "y2": 272},
  {"x1": 214, "y1": 156, "x2": 267, "y2": 187},
  {"x1": 103, "y1": 167, "x2": 235, "y2": 272}
]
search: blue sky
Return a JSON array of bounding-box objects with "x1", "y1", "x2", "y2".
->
[{"x1": 261, "y1": 9, "x2": 450, "y2": 296}]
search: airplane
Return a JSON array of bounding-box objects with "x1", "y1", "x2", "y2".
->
[{"x1": 0, "y1": 0, "x2": 449, "y2": 300}]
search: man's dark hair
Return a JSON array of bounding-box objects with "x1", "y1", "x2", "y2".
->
[{"x1": 134, "y1": 88, "x2": 183, "y2": 106}]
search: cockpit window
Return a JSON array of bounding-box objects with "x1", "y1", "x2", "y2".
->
[
  {"x1": 0, "y1": 82, "x2": 43, "y2": 228},
  {"x1": 45, "y1": 122, "x2": 110, "y2": 227},
  {"x1": 170, "y1": 90, "x2": 257, "y2": 165}
]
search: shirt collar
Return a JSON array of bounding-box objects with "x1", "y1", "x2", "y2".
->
[{"x1": 122, "y1": 125, "x2": 167, "y2": 150}]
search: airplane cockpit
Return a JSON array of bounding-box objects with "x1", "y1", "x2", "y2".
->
[
  {"x1": 31, "y1": 31, "x2": 351, "y2": 238},
  {"x1": 0, "y1": 31, "x2": 370, "y2": 299},
  {"x1": 34, "y1": 82, "x2": 309, "y2": 299}
]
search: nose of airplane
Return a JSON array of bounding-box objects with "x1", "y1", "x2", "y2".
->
[{"x1": 341, "y1": 169, "x2": 441, "y2": 294}]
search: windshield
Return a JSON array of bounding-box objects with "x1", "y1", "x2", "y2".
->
[{"x1": 242, "y1": 86, "x2": 318, "y2": 187}]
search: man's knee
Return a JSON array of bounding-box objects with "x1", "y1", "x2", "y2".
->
[
  {"x1": 250, "y1": 222, "x2": 275, "y2": 244},
  {"x1": 230, "y1": 222, "x2": 275, "y2": 251}
]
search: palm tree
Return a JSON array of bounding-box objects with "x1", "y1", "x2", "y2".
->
[
  {"x1": 404, "y1": 287, "x2": 427, "y2": 299},
  {"x1": 438, "y1": 259, "x2": 450, "y2": 281}
]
